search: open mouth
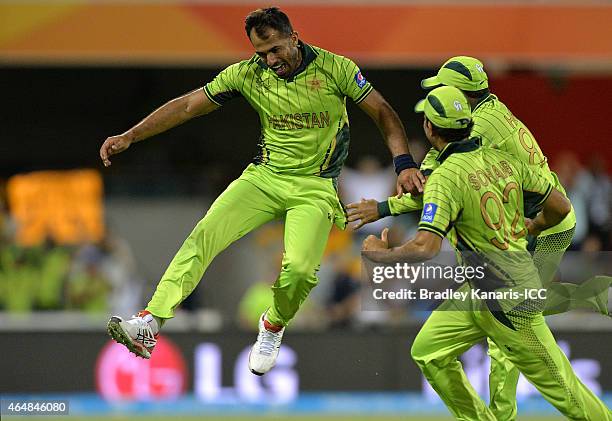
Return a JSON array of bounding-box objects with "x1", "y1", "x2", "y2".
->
[{"x1": 271, "y1": 63, "x2": 288, "y2": 77}]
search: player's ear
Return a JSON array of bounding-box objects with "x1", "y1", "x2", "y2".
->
[{"x1": 291, "y1": 31, "x2": 299, "y2": 46}]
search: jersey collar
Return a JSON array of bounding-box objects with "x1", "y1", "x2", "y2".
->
[
  {"x1": 255, "y1": 41, "x2": 318, "y2": 82},
  {"x1": 472, "y1": 93, "x2": 496, "y2": 113},
  {"x1": 436, "y1": 138, "x2": 480, "y2": 163},
  {"x1": 286, "y1": 42, "x2": 317, "y2": 81}
]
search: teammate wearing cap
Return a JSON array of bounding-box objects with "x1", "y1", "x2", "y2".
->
[
  {"x1": 362, "y1": 85, "x2": 611, "y2": 420},
  {"x1": 348, "y1": 56, "x2": 611, "y2": 420}
]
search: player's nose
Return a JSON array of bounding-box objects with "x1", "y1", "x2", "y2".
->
[{"x1": 266, "y1": 53, "x2": 278, "y2": 67}]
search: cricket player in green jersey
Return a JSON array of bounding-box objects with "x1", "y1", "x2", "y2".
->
[
  {"x1": 348, "y1": 56, "x2": 611, "y2": 419},
  {"x1": 99, "y1": 7, "x2": 425, "y2": 375},
  {"x1": 362, "y1": 86, "x2": 611, "y2": 420}
]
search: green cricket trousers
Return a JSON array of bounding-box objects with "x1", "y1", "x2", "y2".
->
[
  {"x1": 487, "y1": 227, "x2": 612, "y2": 420},
  {"x1": 146, "y1": 163, "x2": 344, "y2": 326},
  {"x1": 411, "y1": 297, "x2": 611, "y2": 421}
]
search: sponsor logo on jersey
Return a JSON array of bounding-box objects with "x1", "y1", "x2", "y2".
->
[
  {"x1": 421, "y1": 203, "x2": 438, "y2": 223},
  {"x1": 354, "y1": 70, "x2": 367, "y2": 89},
  {"x1": 453, "y1": 100, "x2": 463, "y2": 111}
]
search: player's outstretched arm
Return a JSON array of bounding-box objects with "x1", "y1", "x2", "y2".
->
[
  {"x1": 357, "y1": 90, "x2": 426, "y2": 196},
  {"x1": 100, "y1": 88, "x2": 219, "y2": 167},
  {"x1": 348, "y1": 192, "x2": 428, "y2": 230},
  {"x1": 526, "y1": 188, "x2": 571, "y2": 237}
]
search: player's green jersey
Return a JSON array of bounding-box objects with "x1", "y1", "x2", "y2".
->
[
  {"x1": 418, "y1": 139, "x2": 553, "y2": 298},
  {"x1": 387, "y1": 94, "x2": 575, "y2": 236},
  {"x1": 204, "y1": 42, "x2": 373, "y2": 178}
]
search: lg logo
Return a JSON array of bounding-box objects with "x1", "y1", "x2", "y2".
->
[
  {"x1": 96, "y1": 337, "x2": 299, "y2": 402},
  {"x1": 194, "y1": 343, "x2": 299, "y2": 403}
]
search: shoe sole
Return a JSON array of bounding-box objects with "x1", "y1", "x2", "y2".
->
[
  {"x1": 107, "y1": 316, "x2": 151, "y2": 359},
  {"x1": 247, "y1": 349, "x2": 265, "y2": 376}
]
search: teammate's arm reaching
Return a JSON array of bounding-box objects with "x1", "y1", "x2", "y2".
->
[
  {"x1": 362, "y1": 227, "x2": 442, "y2": 264},
  {"x1": 346, "y1": 185, "x2": 427, "y2": 229},
  {"x1": 100, "y1": 89, "x2": 219, "y2": 167},
  {"x1": 358, "y1": 89, "x2": 426, "y2": 196},
  {"x1": 347, "y1": 149, "x2": 442, "y2": 229}
]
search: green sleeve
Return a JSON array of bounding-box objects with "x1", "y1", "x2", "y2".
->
[
  {"x1": 471, "y1": 116, "x2": 495, "y2": 147},
  {"x1": 420, "y1": 148, "x2": 440, "y2": 175},
  {"x1": 203, "y1": 62, "x2": 243, "y2": 106},
  {"x1": 334, "y1": 56, "x2": 373, "y2": 104},
  {"x1": 519, "y1": 160, "x2": 553, "y2": 217},
  {"x1": 417, "y1": 171, "x2": 461, "y2": 238},
  {"x1": 384, "y1": 194, "x2": 424, "y2": 216}
]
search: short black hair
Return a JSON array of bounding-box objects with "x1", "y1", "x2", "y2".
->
[
  {"x1": 463, "y1": 88, "x2": 490, "y2": 100},
  {"x1": 245, "y1": 7, "x2": 293, "y2": 39},
  {"x1": 427, "y1": 117, "x2": 474, "y2": 143}
]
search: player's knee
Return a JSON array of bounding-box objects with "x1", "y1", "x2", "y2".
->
[
  {"x1": 190, "y1": 218, "x2": 210, "y2": 236},
  {"x1": 283, "y1": 259, "x2": 317, "y2": 281},
  {"x1": 410, "y1": 338, "x2": 428, "y2": 367},
  {"x1": 190, "y1": 217, "x2": 223, "y2": 245},
  {"x1": 562, "y1": 403, "x2": 592, "y2": 420}
]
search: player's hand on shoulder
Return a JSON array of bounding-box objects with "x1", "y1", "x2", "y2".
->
[
  {"x1": 347, "y1": 198, "x2": 380, "y2": 230},
  {"x1": 397, "y1": 168, "x2": 426, "y2": 197},
  {"x1": 100, "y1": 134, "x2": 132, "y2": 167}
]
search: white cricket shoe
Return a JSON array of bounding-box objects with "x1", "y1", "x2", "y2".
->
[
  {"x1": 248, "y1": 311, "x2": 285, "y2": 376},
  {"x1": 107, "y1": 310, "x2": 159, "y2": 359}
]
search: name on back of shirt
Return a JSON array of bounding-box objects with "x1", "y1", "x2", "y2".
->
[{"x1": 467, "y1": 160, "x2": 514, "y2": 191}]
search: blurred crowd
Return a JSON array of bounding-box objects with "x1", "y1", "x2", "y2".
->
[
  {"x1": 0, "y1": 148, "x2": 610, "y2": 330},
  {"x1": 0, "y1": 183, "x2": 142, "y2": 315}
]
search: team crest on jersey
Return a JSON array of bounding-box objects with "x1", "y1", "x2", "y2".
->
[
  {"x1": 307, "y1": 78, "x2": 323, "y2": 91},
  {"x1": 354, "y1": 70, "x2": 367, "y2": 89},
  {"x1": 421, "y1": 203, "x2": 438, "y2": 223}
]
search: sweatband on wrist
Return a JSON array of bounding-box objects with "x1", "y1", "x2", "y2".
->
[
  {"x1": 393, "y1": 154, "x2": 418, "y2": 174},
  {"x1": 377, "y1": 200, "x2": 392, "y2": 218}
]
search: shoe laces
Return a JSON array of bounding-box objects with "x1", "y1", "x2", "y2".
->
[
  {"x1": 258, "y1": 328, "x2": 282, "y2": 356},
  {"x1": 127, "y1": 315, "x2": 157, "y2": 346}
]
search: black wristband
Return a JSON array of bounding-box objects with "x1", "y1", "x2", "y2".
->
[
  {"x1": 377, "y1": 200, "x2": 392, "y2": 218},
  {"x1": 393, "y1": 154, "x2": 418, "y2": 175}
]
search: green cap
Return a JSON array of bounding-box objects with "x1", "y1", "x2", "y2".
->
[
  {"x1": 421, "y1": 56, "x2": 488, "y2": 92},
  {"x1": 414, "y1": 86, "x2": 472, "y2": 129}
]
